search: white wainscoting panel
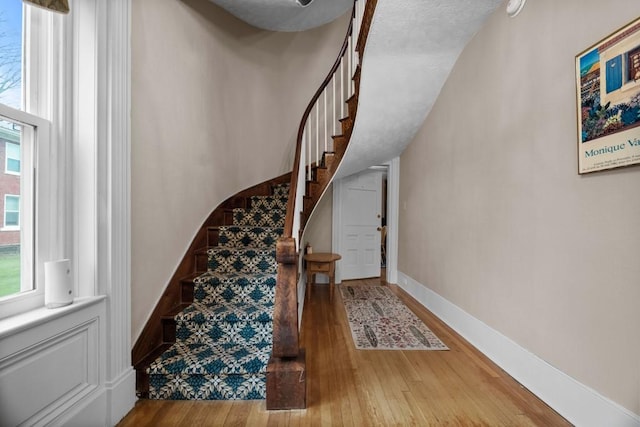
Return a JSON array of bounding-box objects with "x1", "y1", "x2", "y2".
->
[{"x1": 0, "y1": 297, "x2": 106, "y2": 426}]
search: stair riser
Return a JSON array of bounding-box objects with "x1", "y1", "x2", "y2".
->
[
  {"x1": 207, "y1": 228, "x2": 220, "y2": 247},
  {"x1": 207, "y1": 249, "x2": 277, "y2": 274},
  {"x1": 217, "y1": 227, "x2": 283, "y2": 249},
  {"x1": 175, "y1": 320, "x2": 273, "y2": 346},
  {"x1": 341, "y1": 117, "x2": 353, "y2": 136},
  {"x1": 332, "y1": 136, "x2": 348, "y2": 156},
  {"x1": 195, "y1": 252, "x2": 208, "y2": 272},
  {"x1": 305, "y1": 181, "x2": 324, "y2": 201},
  {"x1": 347, "y1": 94, "x2": 358, "y2": 117},
  {"x1": 181, "y1": 281, "x2": 194, "y2": 304},
  {"x1": 149, "y1": 373, "x2": 266, "y2": 400},
  {"x1": 232, "y1": 210, "x2": 285, "y2": 228},
  {"x1": 314, "y1": 167, "x2": 329, "y2": 184},
  {"x1": 272, "y1": 184, "x2": 290, "y2": 197},
  {"x1": 162, "y1": 318, "x2": 177, "y2": 343},
  {"x1": 249, "y1": 196, "x2": 288, "y2": 211},
  {"x1": 194, "y1": 282, "x2": 275, "y2": 306}
]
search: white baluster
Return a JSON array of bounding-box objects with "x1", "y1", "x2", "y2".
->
[
  {"x1": 354, "y1": 2, "x2": 359, "y2": 44},
  {"x1": 315, "y1": 99, "x2": 319, "y2": 167},
  {"x1": 323, "y1": 89, "x2": 327, "y2": 153},
  {"x1": 301, "y1": 126, "x2": 305, "y2": 183},
  {"x1": 332, "y1": 75, "x2": 336, "y2": 149},
  {"x1": 340, "y1": 59, "x2": 344, "y2": 119},
  {"x1": 348, "y1": 38, "x2": 352, "y2": 97},
  {"x1": 306, "y1": 121, "x2": 311, "y2": 181}
]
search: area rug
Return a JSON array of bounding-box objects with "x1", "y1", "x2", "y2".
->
[{"x1": 339, "y1": 284, "x2": 448, "y2": 351}]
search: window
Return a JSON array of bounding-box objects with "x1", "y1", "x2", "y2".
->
[
  {"x1": 5, "y1": 141, "x2": 20, "y2": 174},
  {"x1": 0, "y1": 107, "x2": 44, "y2": 307},
  {"x1": 0, "y1": 0, "x2": 54, "y2": 318},
  {"x1": 4, "y1": 195, "x2": 19, "y2": 227}
]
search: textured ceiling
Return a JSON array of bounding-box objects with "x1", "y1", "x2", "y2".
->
[
  {"x1": 335, "y1": 0, "x2": 503, "y2": 178},
  {"x1": 207, "y1": 0, "x2": 352, "y2": 31},
  {"x1": 208, "y1": 0, "x2": 503, "y2": 176}
]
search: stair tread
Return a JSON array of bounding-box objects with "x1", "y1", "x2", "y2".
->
[
  {"x1": 194, "y1": 271, "x2": 276, "y2": 283},
  {"x1": 249, "y1": 195, "x2": 288, "y2": 201},
  {"x1": 217, "y1": 226, "x2": 284, "y2": 248},
  {"x1": 207, "y1": 246, "x2": 277, "y2": 254},
  {"x1": 214, "y1": 225, "x2": 284, "y2": 231},
  {"x1": 232, "y1": 208, "x2": 286, "y2": 227},
  {"x1": 176, "y1": 300, "x2": 274, "y2": 323},
  {"x1": 148, "y1": 341, "x2": 271, "y2": 376},
  {"x1": 192, "y1": 272, "x2": 276, "y2": 306}
]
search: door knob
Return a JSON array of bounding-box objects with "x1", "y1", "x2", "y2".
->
[{"x1": 377, "y1": 227, "x2": 382, "y2": 231}]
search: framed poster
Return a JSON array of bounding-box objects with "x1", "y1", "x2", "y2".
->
[{"x1": 576, "y1": 17, "x2": 640, "y2": 174}]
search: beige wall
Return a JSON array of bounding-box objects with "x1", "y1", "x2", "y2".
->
[
  {"x1": 131, "y1": 0, "x2": 349, "y2": 340},
  {"x1": 303, "y1": 185, "x2": 334, "y2": 253},
  {"x1": 399, "y1": 0, "x2": 640, "y2": 415}
]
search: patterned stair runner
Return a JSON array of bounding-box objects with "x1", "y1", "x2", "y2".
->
[{"x1": 147, "y1": 184, "x2": 289, "y2": 400}]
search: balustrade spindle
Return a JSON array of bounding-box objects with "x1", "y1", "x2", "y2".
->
[
  {"x1": 324, "y1": 90, "x2": 327, "y2": 152},
  {"x1": 315, "y1": 100, "x2": 318, "y2": 166},
  {"x1": 348, "y1": 40, "x2": 352, "y2": 97},
  {"x1": 332, "y1": 76, "x2": 336, "y2": 147},
  {"x1": 340, "y1": 61, "x2": 344, "y2": 118}
]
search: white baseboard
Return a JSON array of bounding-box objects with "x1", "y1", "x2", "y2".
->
[
  {"x1": 107, "y1": 367, "x2": 136, "y2": 425},
  {"x1": 55, "y1": 367, "x2": 136, "y2": 427},
  {"x1": 397, "y1": 271, "x2": 640, "y2": 427}
]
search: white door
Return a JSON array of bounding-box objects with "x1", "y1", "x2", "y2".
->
[{"x1": 337, "y1": 170, "x2": 382, "y2": 280}]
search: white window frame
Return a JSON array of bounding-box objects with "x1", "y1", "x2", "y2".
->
[
  {"x1": 5, "y1": 141, "x2": 21, "y2": 175},
  {"x1": 0, "y1": 4, "x2": 56, "y2": 319},
  {"x1": 0, "y1": 104, "x2": 51, "y2": 316},
  {"x1": 0, "y1": 1, "x2": 134, "y2": 421}
]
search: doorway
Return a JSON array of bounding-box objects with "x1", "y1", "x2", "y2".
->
[{"x1": 333, "y1": 158, "x2": 398, "y2": 284}]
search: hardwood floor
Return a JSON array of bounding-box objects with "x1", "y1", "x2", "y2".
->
[{"x1": 118, "y1": 277, "x2": 570, "y2": 426}]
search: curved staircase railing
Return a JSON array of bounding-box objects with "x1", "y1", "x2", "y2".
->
[{"x1": 267, "y1": 0, "x2": 377, "y2": 410}]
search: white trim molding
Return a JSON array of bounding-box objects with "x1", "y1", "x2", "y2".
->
[
  {"x1": 0, "y1": 0, "x2": 134, "y2": 424},
  {"x1": 383, "y1": 157, "x2": 399, "y2": 284},
  {"x1": 397, "y1": 271, "x2": 640, "y2": 427}
]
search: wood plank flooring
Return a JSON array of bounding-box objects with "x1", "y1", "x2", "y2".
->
[{"x1": 118, "y1": 277, "x2": 570, "y2": 426}]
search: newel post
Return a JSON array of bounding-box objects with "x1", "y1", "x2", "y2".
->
[{"x1": 266, "y1": 237, "x2": 306, "y2": 409}]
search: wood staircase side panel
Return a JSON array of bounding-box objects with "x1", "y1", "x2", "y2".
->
[
  {"x1": 353, "y1": 66, "x2": 361, "y2": 96},
  {"x1": 340, "y1": 116, "x2": 354, "y2": 137}
]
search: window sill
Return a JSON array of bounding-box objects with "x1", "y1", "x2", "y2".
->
[
  {"x1": 0, "y1": 226, "x2": 19, "y2": 231},
  {"x1": 0, "y1": 295, "x2": 106, "y2": 340}
]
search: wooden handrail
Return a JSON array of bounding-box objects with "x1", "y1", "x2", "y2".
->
[{"x1": 282, "y1": 15, "x2": 354, "y2": 241}]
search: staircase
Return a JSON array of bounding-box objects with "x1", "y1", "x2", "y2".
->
[
  {"x1": 139, "y1": 183, "x2": 289, "y2": 400},
  {"x1": 132, "y1": 0, "x2": 378, "y2": 409}
]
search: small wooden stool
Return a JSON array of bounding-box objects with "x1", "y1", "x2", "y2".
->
[{"x1": 303, "y1": 253, "x2": 341, "y2": 300}]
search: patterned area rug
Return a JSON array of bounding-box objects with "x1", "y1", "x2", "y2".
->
[{"x1": 339, "y1": 284, "x2": 448, "y2": 351}]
